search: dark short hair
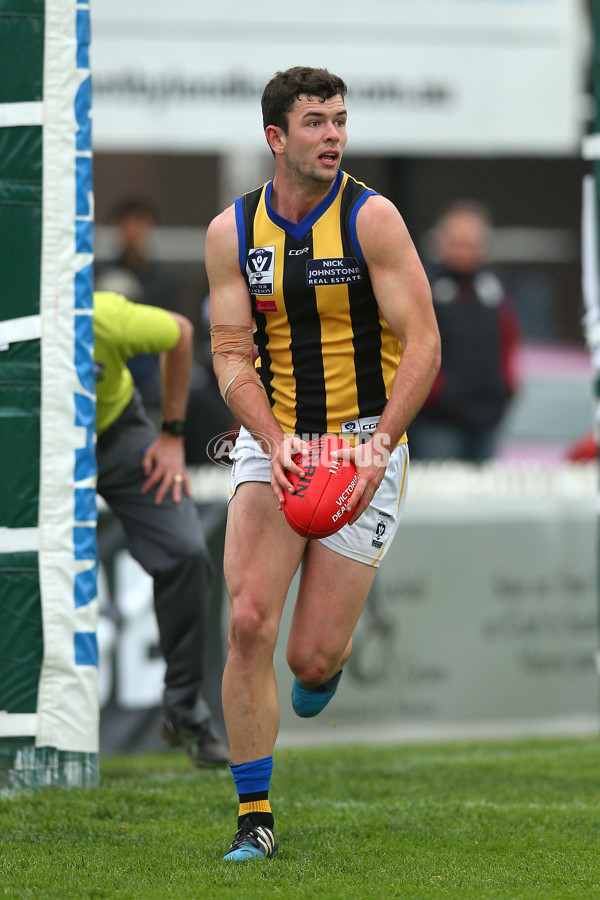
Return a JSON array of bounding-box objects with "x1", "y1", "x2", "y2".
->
[
  {"x1": 261, "y1": 66, "x2": 347, "y2": 133},
  {"x1": 111, "y1": 197, "x2": 157, "y2": 224}
]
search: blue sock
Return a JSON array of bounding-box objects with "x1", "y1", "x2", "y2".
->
[{"x1": 231, "y1": 755, "x2": 274, "y2": 829}]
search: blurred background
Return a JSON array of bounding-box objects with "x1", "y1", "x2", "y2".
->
[
  {"x1": 91, "y1": 0, "x2": 600, "y2": 750},
  {"x1": 91, "y1": 0, "x2": 593, "y2": 464}
]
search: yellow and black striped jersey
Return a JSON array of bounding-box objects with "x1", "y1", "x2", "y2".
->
[{"x1": 235, "y1": 169, "x2": 405, "y2": 442}]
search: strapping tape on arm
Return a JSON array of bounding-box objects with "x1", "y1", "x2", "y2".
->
[{"x1": 210, "y1": 324, "x2": 265, "y2": 403}]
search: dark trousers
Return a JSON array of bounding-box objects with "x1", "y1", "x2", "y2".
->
[{"x1": 97, "y1": 393, "x2": 213, "y2": 726}]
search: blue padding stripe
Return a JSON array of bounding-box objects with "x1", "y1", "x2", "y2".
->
[
  {"x1": 74, "y1": 313, "x2": 95, "y2": 393},
  {"x1": 75, "y1": 392, "x2": 95, "y2": 429},
  {"x1": 74, "y1": 487, "x2": 97, "y2": 523},
  {"x1": 75, "y1": 264, "x2": 94, "y2": 309},
  {"x1": 76, "y1": 154, "x2": 93, "y2": 215},
  {"x1": 75, "y1": 445, "x2": 95, "y2": 482},
  {"x1": 74, "y1": 632, "x2": 98, "y2": 667},
  {"x1": 76, "y1": 8, "x2": 91, "y2": 70},
  {"x1": 76, "y1": 220, "x2": 93, "y2": 254},
  {"x1": 75, "y1": 77, "x2": 92, "y2": 152},
  {"x1": 74, "y1": 525, "x2": 96, "y2": 561},
  {"x1": 74, "y1": 393, "x2": 96, "y2": 481},
  {"x1": 230, "y1": 755, "x2": 273, "y2": 794},
  {"x1": 74, "y1": 565, "x2": 97, "y2": 609}
]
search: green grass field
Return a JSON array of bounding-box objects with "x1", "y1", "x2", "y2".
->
[{"x1": 1, "y1": 737, "x2": 599, "y2": 899}]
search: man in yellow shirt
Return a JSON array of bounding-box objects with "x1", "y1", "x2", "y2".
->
[{"x1": 94, "y1": 291, "x2": 228, "y2": 766}]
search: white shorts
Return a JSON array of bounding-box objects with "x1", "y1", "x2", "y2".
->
[{"x1": 229, "y1": 426, "x2": 409, "y2": 568}]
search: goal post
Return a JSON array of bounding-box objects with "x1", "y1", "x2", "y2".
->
[
  {"x1": 582, "y1": 1, "x2": 600, "y2": 689},
  {"x1": 0, "y1": 0, "x2": 98, "y2": 790}
]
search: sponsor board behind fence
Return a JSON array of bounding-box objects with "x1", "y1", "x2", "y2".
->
[
  {"x1": 98, "y1": 464, "x2": 598, "y2": 752},
  {"x1": 91, "y1": 0, "x2": 585, "y2": 155}
]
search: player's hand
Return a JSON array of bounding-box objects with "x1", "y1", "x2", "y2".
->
[
  {"x1": 141, "y1": 433, "x2": 192, "y2": 505},
  {"x1": 270, "y1": 434, "x2": 310, "y2": 508},
  {"x1": 330, "y1": 437, "x2": 390, "y2": 524}
]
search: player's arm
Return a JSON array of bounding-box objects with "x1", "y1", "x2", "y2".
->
[
  {"x1": 140, "y1": 310, "x2": 194, "y2": 505},
  {"x1": 345, "y1": 195, "x2": 441, "y2": 522},
  {"x1": 205, "y1": 207, "x2": 307, "y2": 503}
]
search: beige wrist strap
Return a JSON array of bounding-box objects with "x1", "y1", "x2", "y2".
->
[{"x1": 210, "y1": 324, "x2": 265, "y2": 403}]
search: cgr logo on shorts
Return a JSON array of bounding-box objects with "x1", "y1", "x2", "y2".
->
[{"x1": 340, "y1": 416, "x2": 381, "y2": 434}]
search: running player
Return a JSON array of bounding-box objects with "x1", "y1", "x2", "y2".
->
[{"x1": 205, "y1": 66, "x2": 441, "y2": 860}]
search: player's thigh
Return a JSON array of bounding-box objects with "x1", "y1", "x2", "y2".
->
[
  {"x1": 287, "y1": 539, "x2": 376, "y2": 665},
  {"x1": 224, "y1": 481, "x2": 307, "y2": 612}
]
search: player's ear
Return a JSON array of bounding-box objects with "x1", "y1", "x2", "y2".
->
[{"x1": 265, "y1": 125, "x2": 286, "y2": 156}]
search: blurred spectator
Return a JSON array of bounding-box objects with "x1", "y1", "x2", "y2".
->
[
  {"x1": 95, "y1": 198, "x2": 176, "y2": 418},
  {"x1": 408, "y1": 200, "x2": 521, "y2": 462}
]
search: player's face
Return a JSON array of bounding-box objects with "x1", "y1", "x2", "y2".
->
[{"x1": 281, "y1": 93, "x2": 347, "y2": 185}]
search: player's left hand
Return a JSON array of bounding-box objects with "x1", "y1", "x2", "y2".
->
[
  {"x1": 330, "y1": 437, "x2": 389, "y2": 524},
  {"x1": 141, "y1": 433, "x2": 192, "y2": 505}
]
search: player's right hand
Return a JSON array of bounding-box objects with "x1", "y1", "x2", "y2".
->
[{"x1": 270, "y1": 435, "x2": 310, "y2": 508}]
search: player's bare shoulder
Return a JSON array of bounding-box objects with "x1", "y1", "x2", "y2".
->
[
  {"x1": 356, "y1": 193, "x2": 416, "y2": 266},
  {"x1": 205, "y1": 204, "x2": 239, "y2": 279}
]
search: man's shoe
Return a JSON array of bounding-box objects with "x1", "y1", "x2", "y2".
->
[
  {"x1": 159, "y1": 717, "x2": 229, "y2": 767},
  {"x1": 291, "y1": 669, "x2": 343, "y2": 718},
  {"x1": 223, "y1": 817, "x2": 278, "y2": 861}
]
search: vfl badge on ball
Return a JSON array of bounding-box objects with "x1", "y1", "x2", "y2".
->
[{"x1": 247, "y1": 246, "x2": 276, "y2": 310}]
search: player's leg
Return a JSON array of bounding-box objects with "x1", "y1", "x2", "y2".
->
[
  {"x1": 287, "y1": 442, "x2": 409, "y2": 717},
  {"x1": 286, "y1": 541, "x2": 376, "y2": 716},
  {"x1": 222, "y1": 480, "x2": 306, "y2": 759},
  {"x1": 222, "y1": 478, "x2": 307, "y2": 860}
]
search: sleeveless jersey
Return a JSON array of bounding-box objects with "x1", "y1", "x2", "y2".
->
[{"x1": 235, "y1": 169, "x2": 405, "y2": 442}]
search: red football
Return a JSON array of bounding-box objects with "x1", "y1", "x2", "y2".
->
[{"x1": 283, "y1": 435, "x2": 357, "y2": 538}]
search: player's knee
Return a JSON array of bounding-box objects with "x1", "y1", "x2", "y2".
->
[
  {"x1": 228, "y1": 601, "x2": 278, "y2": 657},
  {"x1": 287, "y1": 651, "x2": 335, "y2": 688}
]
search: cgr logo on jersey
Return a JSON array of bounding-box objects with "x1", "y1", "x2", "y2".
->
[
  {"x1": 247, "y1": 246, "x2": 275, "y2": 296},
  {"x1": 307, "y1": 257, "x2": 362, "y2": 286}
]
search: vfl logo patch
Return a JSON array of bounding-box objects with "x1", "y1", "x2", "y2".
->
[
  {"x1": 371, "y1": 519, "x2": 387, "y2": 550},
  {"x1": 247, "y1": 247, "x2": 276, "y2": 306},
  {"x1": 307, "y1": 257, "x2": 362, "y2": 286}
]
